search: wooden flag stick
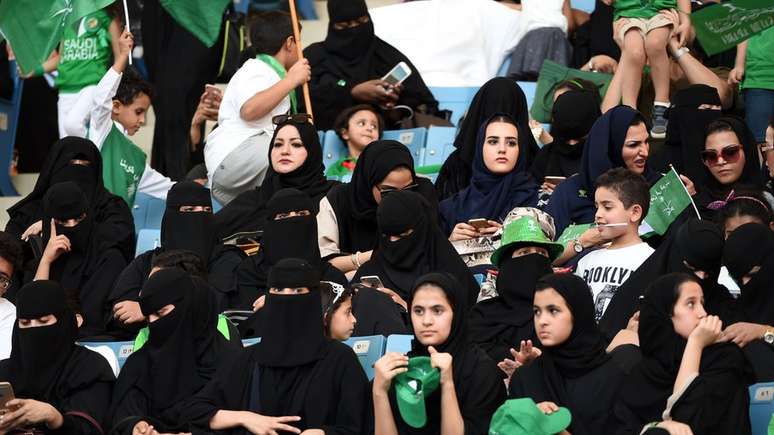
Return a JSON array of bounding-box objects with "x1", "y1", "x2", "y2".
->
[
  {"x1": 122, "y1": 0, "x2": 132, "y2": 65},
  {"x1": 287, "y1": 0, "x2": 313, "y2": 121}
]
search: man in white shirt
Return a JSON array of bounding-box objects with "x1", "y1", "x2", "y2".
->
[
  {"x1": 204, "y1": 11, "x2": 311, "y2": 206},
  {"x1": 0, "y1": 232, "x2": 23, "y2": 360}
]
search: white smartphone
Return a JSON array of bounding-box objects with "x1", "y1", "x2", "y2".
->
[
  {"x1": 0, "y1": 382, "x2": 14, "y2": 410},
  {"x1": 360, "y1": 275, "x2": 384, "y2": 289},
  {"x1": 381, "y1": 61, "x2": 412, "y2": 86}
]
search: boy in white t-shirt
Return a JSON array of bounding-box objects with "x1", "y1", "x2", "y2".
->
[
  {"x1": 574, "y1": 168, "x2": 654, "y2": 322},
  {"x1": 0, "y1": 232, "x2": 22, "y2": 360},
  {"x1": 205, "y1": 11, "x2": 311, "y2": 205}
]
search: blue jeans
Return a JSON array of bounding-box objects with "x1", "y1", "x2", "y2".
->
[{"x1": 744, "y1": 88, "x2": 774, "y2": 143}]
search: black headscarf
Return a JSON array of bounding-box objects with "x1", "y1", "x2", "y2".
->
[
  {"x1": 723, "y1": 223, "x2": 774, "y2": 325},
  {"x1": 435, "y1": 78, "x2": 540, "y2": 200},
  {"x1": 162, "y1": 181, "x2": 217, "y2": 263},
  {"x1": 214, "y1": 119, "x2": 337, "y2": 240},
  {"x1": 326, "y1": 140, "x2": 438, "y2": 255},
  {"x1": 544, "y1": 105, "x2": 658, "y2": 235},
  {"x1": 438, "y1": 114, "x2": 538, "y2": 234},
  {"x1": 530, "y1": 90, "x2": 601, "y2": 181},
  {"x1": 468, "y1": 253, "x2": 552, "y2": 363},
  {"x1": 665, "y1": 85, "x2": 723, "y2": 187}
]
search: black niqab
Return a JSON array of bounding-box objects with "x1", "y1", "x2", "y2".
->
[
  {"x1": 162, "y1": 181, "x2": 217, "y2": 263},
  {"x1": 723, "y1": 223, "x2": 774, "y2": 325}
]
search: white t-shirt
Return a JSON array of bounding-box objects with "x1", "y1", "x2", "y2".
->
[
  {"x1": 575, "y1": 242, "x2": 655, "y2": 322},
  {"x1": 205, "y1": 58, "x2": 290, "y2": 181},
  {"x1": 0, "y1": 298, "x2": 15, "y2": 360}
]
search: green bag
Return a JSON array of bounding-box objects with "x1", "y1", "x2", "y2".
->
[{"x1": 530, "y1": 60, "x2": 613, "y2": 123}]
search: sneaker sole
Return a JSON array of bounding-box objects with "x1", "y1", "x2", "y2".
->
[{"x1": 650, "y1": 129, "x2": 666, "y2": 139}]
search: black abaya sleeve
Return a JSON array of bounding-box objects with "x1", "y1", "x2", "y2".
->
[
  {"x1": 207, "y1": 247, "x2": 247, "y2": 311},
  {"x1": 53, "y1": 380, "x2": 114, "y2": 434},
  {"x1": 458, "y1": 349, "x2": 508, "y2": 435},
  {"x1": 94, "y1": 197, "x2": 137, "y2": 262},
  {"x1": 105, "y1": 251, "x2": 155, "y2": 335},
  {"x1": 79, "y1": 248, "x2": 127, "y2": 338},
  {"x1": 319, "y1": 344, "x2": 371, "y2": 435},
  {"x1": 303, "y1": 44, "x2": 358, "y2": 131},
  {"x1": 669, "y1": 369, "x2": 752, "y2": 435}
]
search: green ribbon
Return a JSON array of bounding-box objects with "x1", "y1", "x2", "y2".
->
[{"x1": 256, "y1": 53, "x2": 297, "y2": 114}]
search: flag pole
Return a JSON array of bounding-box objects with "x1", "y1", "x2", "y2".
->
[
  {"x1": 670, "y1": 165, "x2": 701, "y2": 219},
  {"x1": 122, "y1": 0, "x2": 132, "y2": 65},
  {"x1": 287, "y1": 0, "x2": 313, "y2": 122}
]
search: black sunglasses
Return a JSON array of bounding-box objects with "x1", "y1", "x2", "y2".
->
[{"x1": 272, "y1": 113, "x2": 312, "y2": 125}]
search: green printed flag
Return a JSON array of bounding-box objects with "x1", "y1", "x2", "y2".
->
[
  {"x1": 160, "y1": 0, "x2": 231, "y2": 48},
  {"x1": 692, "y1": 0, "x2": 774, "y2": 56},
  {"x1": 557, "y1": 223, "x2": 592, "y2": 248},
  {"x1": 101, "y1": 124, "x2": 147, "y2": 206},
  {"x1": 642, "y1": 167, "x2": 696, "y2": 236},
  {"x1": 0, "y1": 0, "x2": 115, "y2": 74}
]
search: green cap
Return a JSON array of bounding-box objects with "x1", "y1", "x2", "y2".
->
[
  {"x1": 394, "y1": 356, "x2": 441, "y2": 428},
  {"x1": 489, "y1": 398, "x2": 572, "y2": 435},
  {"x1": 490, "y1": 216, "x2": 565, "y2": 266}
]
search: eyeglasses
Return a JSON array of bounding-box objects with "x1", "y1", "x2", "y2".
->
[
  {"x1": 0, "y1": 275, "x2": 10, "y2": 290},
  {"x1": 272, "y1": 113, "x2": 313, "y2": 125},
  {"x1": 377, "y1": 183, "x2": 419, "y2": 196},
  {"x1": 700, "y1": 144, "x2": 742, "y2": 166}
]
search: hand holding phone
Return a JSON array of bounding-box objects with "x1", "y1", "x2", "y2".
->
[
  {"x1": 0, "y1": 382, "x2": 14, "y2": 410},
  {"x1": 381, "y1": 61, "x2": 412, "y2": 87}
]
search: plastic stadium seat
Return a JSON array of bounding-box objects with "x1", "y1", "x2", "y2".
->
[
  {"x1": 132, "y1": 193, "x2": 166, "y2": 231},
  {"x1": 429, "y1": 87, "x2": 480, "y2": 125},
  {"x1": 0, "y1": 60, "x2": 23, "y2": 196},
  {"x1": 517, "y1": 81, "x2": 538, "y2": 112},
  {"x1": 497, "y1": 57, "x2": 512, "y2": 77},
  {"x1": 78, "y1": 341, "x2": 135, "y2": 375},
  {"x1": 344, "y1": 335, "x2": 386, "y2": 380},
  {"x1": 571, "y1": 0, "x2": 596, "y2": 14},
  {"x1": 135, "y1": 229, "x2": 161, "y2": 257},
  {"x1": 749, "y1": 382, "x2": 774, "y2": 435},
  {"x1": 322, "y1": 130, "x2": 347, "y2": 173},
  {"x1": 382, "y1": 128, "x2": 427, "y2": 164},
  {"x1": 423, "y1": 126, "x2": 457, "y2": 166},
  {"x1": 242, "y1": 337, "x2": 262, "y2": 347},
  {"x1": 385, "y1": 334, "x2": 413, "y2": 355}
]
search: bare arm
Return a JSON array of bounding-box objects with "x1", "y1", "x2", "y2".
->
[
  {"x1": 108, "y1": 18, "x2": 122, "y2": 61},
  {"x1": 328, "y1": 250, "x2": 373, "y2": 274},
  {"x1": 601, "y1": 62, "x2": 625, "y2": 112},
  {"x1": 373, "y1": 389, "x2": 399, "y2": 435},
  {"x1": 439, "y1": 377, "x2": 465, "y2": 435},
  {"x1": 240, "y1": 58, "x2": 310, "y2": 122},
  {"x1": 674, "y1": 316, "x2": 721, "y2": 395}
]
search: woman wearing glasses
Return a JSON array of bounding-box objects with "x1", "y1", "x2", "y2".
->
[{"x1": 696, "y1": 116, "x2": 767, "y2": 222}]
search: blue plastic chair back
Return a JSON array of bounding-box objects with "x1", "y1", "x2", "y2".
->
[
  {"x1": 322, "y1": 130, "x2": 347, "y2": 172},
  {"x1": 135, "y1": 228, "x2": 161, "y2": 257},
  {"x1": 497, "y1": 57, "x2": 512, "y2": 77},
  {"x1": 517, "y1": 81, "x2": 538, "y2": 112},
  {"x1": 0, "y1": 60, "x2": 23, "y2": 196},
  {"x1": 749, "y1": 382, "x2": 774, "y2": 435},
  {"x1": 429, "y1": 87, "x2": 480, "y2": 126},
  {"x1": 571, "y1": 0, "x2": 596, "y2": 13},
  {"x1": 344, "y1": 335, "x2": 386, "y2": 380},
  {"x1": 131, "y1": 193, "x2": 166, "y2": 231},
  {"x1": 382, "y1": 128, "x2": 427, "y2": 164},
  {"x1": 78, "y1": 340, "x2": 135, "y2": 374},
  {"x1": 423, "y1": 126, "x2": 457, "y2": 166},
  {"x1": 385, "y1": 334, "x2": 413, "y2": 355}
]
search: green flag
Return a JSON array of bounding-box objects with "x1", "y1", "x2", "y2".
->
[
  {"x1": 692, "y1": 0, "x2": 774, "y2": 56},
  {"x1": 101, "y1": 124, "x2": 147, "y2": 206},
  {"x1": 0, "y1": 0, "x2": 115, "y2": 74},
  {"x1": 642, "y1": 167, "x2": 696, "y2": 236},
  {"x1": 557, "y1": 223, "x2": 592, "y2": 248},
  {"x1": 160, "y1": 0, "x2": 231, "y2": 48}
]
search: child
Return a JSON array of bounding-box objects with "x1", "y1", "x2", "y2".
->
[
  {"x1": 326, "y1": 104, "x2": 384, "y2": 178},
  {"x1": 321, "y1": 284, "x2": 357, "y2": 341},
  {"x1": 574, "y1": 168, "x2": 654, "y2": 321},
  {"x1": 729, "y1": 27, "x2": 774, "y2": 146},
  {"x1": 204, "y1": 11, "x2": 311, "y2": 206},
  {"x1": 603, "y1": 0, "x2": 691, "y2": 138},
  {"x1": 64, "y1": 28, "x2": 174, "y2": 206}
]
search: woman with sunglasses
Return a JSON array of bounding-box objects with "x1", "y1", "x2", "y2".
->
[
  {"x1": 439, "y1": 113, "x2": 539, "y2": 242},
  {"x1": 215, "y1": 116, "x2": 338, "y2": 241},
  {"x1": 696, "y1": 116, "x2": 767, "y2": 222},
  {"x1": 319, "y1": 140, "x2": 438, "y2": 276}
]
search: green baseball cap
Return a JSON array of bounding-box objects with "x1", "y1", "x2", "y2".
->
[
  {"x1": 490, "y1": 216, "x2": 565, "y2": 266},
  {"x1": 489, "y1": 398, "x2": 572, "y2": 435},
  {"x1": 394, "y1": 356, "x2": 441, "y2": 428}
]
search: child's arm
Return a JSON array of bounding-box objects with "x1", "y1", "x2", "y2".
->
[
  {"x1": 108, "y1": 17, "x2": 123, "y2": 63},
  {"x1": 728, "y1": 40, "x2": 748, "y2": 85},
  {"x1": 239, "y1": 58, "x2": 310, "y2": 122},
  {"x1": 675, "y1": 0, "x2": 692, "y2": 46}
]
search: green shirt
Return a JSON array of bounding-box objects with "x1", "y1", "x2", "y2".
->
[
  {"x1": 613, "y1": 0, "x2": 676, "y2": 20},
  {"x1": 742, "y1": 27, "x2": 774, "y2": 90},
  {"x1": 56, "y1": 9, "x2": 113, "y2": 93}
]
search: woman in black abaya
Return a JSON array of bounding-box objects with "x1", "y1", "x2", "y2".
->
[
  {"x1": 186, "y1": 258, "x2": 370, "y2": 434},
  {"x1": 0, "y1": 280, "x2": 115, "y2": 434}
]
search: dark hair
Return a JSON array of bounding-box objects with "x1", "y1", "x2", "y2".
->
[
  {"x1": 150, "y1": 249, "x2": 207, "y2": 279},
  {"x1": 114, "y1": 66, "x2": 153, "y2": 105},
  {"x1": 0, "y1": 231, "x2": 22, "y2": 272},
  {"x1": 705, "y1": 118, "x2": 736, "y2": 140},
  {"x1": 322, "y1": 286, "x2": 355, "y2": 338},
  {"x1": 720, "y1": 190, "x2": 773, "y2": 226},
  {"x1": 555, "y1": 78, "x2": 600, "y2": 98},
  {"x1": 334, "y1": 105, "x2": 384, "y2": 143},
  {"x1": 248, "y1": 11, "x2": 295, "y2": 56},
  {"x1": 487, "y1": 113, "x2": 518, "y2": 128},
  {"x1": 665, "y1": 272, "x2": 700, "y2": 315},
  {"x1": 629, "y1": 112, "x2": 648, "y2": 129},
  {"x1": 595, "y1": 168, "x2": 651, "y2": 222}
]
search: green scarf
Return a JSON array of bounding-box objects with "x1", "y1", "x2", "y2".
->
[{"x1": 257, "y1": 53, "x2": 297, "y2": 114}]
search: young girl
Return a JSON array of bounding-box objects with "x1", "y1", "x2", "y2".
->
[
  {"x1": 719, "y1": 190, "x2": 773, "y2": 239},
  {"x1": 321, "y1": 285, "x2": 357, "y2": 341},
  {"x1": 326, "y1": 104, "x2": 384, "y2": 177}
]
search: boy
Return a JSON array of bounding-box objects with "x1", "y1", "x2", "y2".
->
[
  {"x1": 0, "y1": 232, "x2": 22, "y2": 359},
  {"x1": 574, "y1": 168, "x2": 654, "y2": 322},
  {"x1": 204, "y1": 11, "x2": 311, "y2": 205},
  {"x1": 64, "y1": 28, "x2": 174, "y2": 205},
  {"x1": 603, "y1": 0, "x2": 691, "y2": 138}
]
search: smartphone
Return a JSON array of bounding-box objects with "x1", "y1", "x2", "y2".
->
[
  {"x1": 0, "y1": 382, "x2": 14, "y2": 410},
  {"x1": 381, "y1": 61, "x2": 412, "y2": 86},
  {"x1": 544, "y1": 176, "x2": 567, "y2": 185},
  {"x1": 360, "y1": 275, "x2": 384, "y2": 289},
  {"x1": 468, "y1": 218, "x2": 491, "y2": 230},
  {"x1": 204, "y1": 84, "x2": 222, "y2": 100}
]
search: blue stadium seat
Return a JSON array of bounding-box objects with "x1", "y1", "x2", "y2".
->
[
  {"x1": 344, "y1": 335, "x2": 386, "y2": 380},
  {"x1": 423, "y1": 126, "x2": 457, "y2": 166},
  {"x1": 385, "y1": 334, "x2": 413, "y2": 355},
  {"x1": 242, "y1": 337, "x2": 262, "y2": 347},
  {"x1": 382, "y1": 128, "x2": 427, "y2": 164},
  {"x1": 322, "y1": 130, "x2": 347, "y2": 172},
  {"x1": 0, "y1": 60, "x2": 23, "y2": 196},
  {"x1": 517, "y1": 81, "x2": 538, "y2": 112},
  {"x1": 78, "y1": 340, "x2": 135, "y2": 375},
  {"x1": 571, "y1": 0, "x2": 596, "y2": 14},
  {"x1": 318, "y1": 130, "x2": 325, "y2": 148},
  {"x1": 131, "y1": 193, "x2": 166, "y2": 231},
  {"x1": 497, "y1": 57, "x2": 512, "y2": 77},
  {"x1": 429, "y1": 87, "x2": 480, "y2": 125},
  {"x1": 135, "y1": 229, "x2": 161, "y2": 257},
  {"x1": 749, "y1": 382, "x2": 774, "y2": 435}
]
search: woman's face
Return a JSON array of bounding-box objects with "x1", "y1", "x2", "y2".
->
[
  {"x1": 328, "y1": 297, "x2": 357, "y2": 341},
  {"x1": 371, "y1": 166, "x2": 414, "y2": 204},
  {"x1": 271, "y1": 125, "x2": 308, "y2": 174},
  {"x1": 621, "y1": 122, "x2": 649, "y2": 175},
  {"x1": 148, "y1": 304, "x2": 175, "y2": 323},
  {"x1": 482, "y1": 121, "x2": 520, "y2": 175},
  {"x1": 342, "y1": 110, "x2": 380, "y2": 154},
  {"x1": 671, "y1": 281, "x2": 707, "y2": 339},
  {"x1": 411, "y1": 285, "x2": 453, "y2": 347},
  {"x1": 18, "y1": 314, "x2": 58, "y2": 328},
  {"x1": 704, "y1": 131, "x2": 746, "y2": 186},
  {"x1": 533, "y1": 287, "x2": 573, "y2": 347},
  {"x1": 269, "y1": 287, "x2": 311, "y2": 295},
  {"x1": 724, "y1": 214, "x2": 764, "y2": 239}
]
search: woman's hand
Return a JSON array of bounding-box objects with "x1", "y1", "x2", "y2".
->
[
  {"x1": 512, "y1": 340, "x2": 542, "y2": 365},
  {"x1": 132, "y1": 421, "x2": 159, "y2": 435},
  {"x1": 0, "y1": 399, "x2": 62, "y2": 431},
  {"x1": 373, "y1": 352, "x2": 409, "y2": 393},
  {"x1": 688, "y1": 315, "x2": 722, "y2": 348},
  {"x1": 376, "y1": 287, "x2": 407, "y2": 311},
  {"x1": 252, "y1": 295, "x2": 266, "y2": 312},
  {"x1": 113, "y1": 300, "x2": 145, "y2": 324},
  {"x1": 21, "y1": 220, "x2": 43, "y2": 241},
  {"x1": 579, "y1": 226, "x2": 607, "y2": 249},
  {"x1": 581, "y1": 54, "x2": 619, "y2": 74},
  {"x1": 652, "y1": 420, "x2": 694, "y2": 435},
  {"x1": 720, "y1": 322, "x2": 767, "y2": 348},
  {"x1": 428, "y1": 346, "x2": 454, "y2": 385},
  {"x1": 41, "y1": 220, "x2": 70, "y2": 264},
  {"x1": 679, "y1": 174, "x2": 696, "y2": 196},
  {"x1": 351, "y1": 80, "x2": 399, "y2": 106},
  {"x1": 240, "y1": 412, "x2": 301, "y2": 435},
  {"x1": 497, "y1": 357, "x2": 522, "y2": 380},
  {"x1": 626, "y1": 310, "x2": 640, "y2": 333},
  {"x1": 536, "y1": 401, "x2": 561, "y2": 415},
  {"x1": 449, "y1": 222, "x2": 479, "y2": 241}
]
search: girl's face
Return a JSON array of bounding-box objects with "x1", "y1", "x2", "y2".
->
[
  {"x1": 671, "y1": 281, "x2": 707, "y2": 339},
  {"x1": 704, "y1": 131, "x2": 746, "y2": 186},
  {"x1": 411, "y1": 285, "x2": 453, "y2": 347},
  {"x1": 271, "y1": 125, "x2": 308, "y2": 174},
  {"x1": 621, "y1": 122, "x2": 650, "y2": 175},
  {"x1": 328, "y1": 297, "x2": 357, "y2": 341},
  {"x1": 371, "y1": 166, "x2": 414, "y2": 204},
  {"x1": 533, "y1": 288, "x2": 573, "y2": 347},
  {"x1": 342, "y1": 110, "x2": 380, "y2": 154},
  {"x1": 482, "y1": 121, "x2": 520, "y2": 175},
  {"x1": 724, "y1": 214, "x2": 764, "y2": 239}
]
